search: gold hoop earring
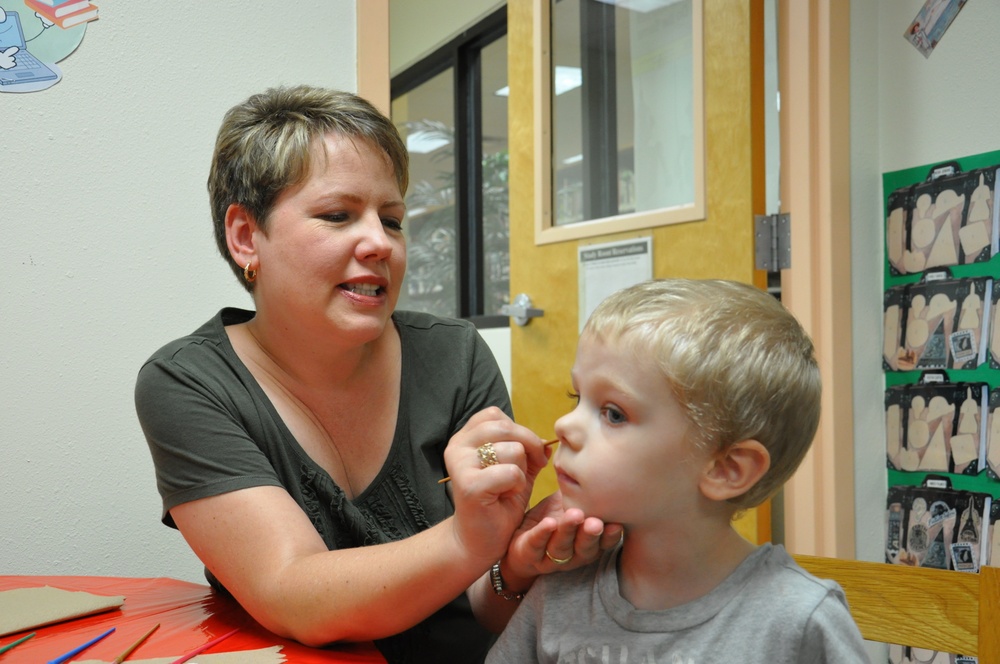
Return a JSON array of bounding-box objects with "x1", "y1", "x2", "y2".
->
[{"x1": 243, "y1": 262, "x2": 257, "y2": 283}]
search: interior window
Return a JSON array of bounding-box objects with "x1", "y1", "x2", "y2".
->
[
  {"x1": 551, "y1": 0, "x2": 695, "y2": 226},
  {"x1": 392, "y1": 9, "x2": 509, "y2": 325}
]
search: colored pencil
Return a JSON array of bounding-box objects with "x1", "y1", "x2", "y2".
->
[
  {"x1": 47, "y1": 627, "x2": 115, "y2": 664},
  {"x1": 112, "y1": 623, "x2": 160, "y2": 663},
  {"x1": 168, "y1": 627, "x2": 238, "y2": 664},
  {"x1": 0, "y1": 632, "x2": 36, "y2": 655},
  {"x1": 438, "y1": 439, "x2": 559, "y2": 484}
]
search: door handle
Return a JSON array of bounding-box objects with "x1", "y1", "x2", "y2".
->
[{"x1": 501, "y1": 293, "x2": 545, "y2": 326}]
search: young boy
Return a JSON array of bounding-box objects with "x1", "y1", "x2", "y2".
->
[{"x1": 487, "y1": 279, "x2": 867, "y2": 663}]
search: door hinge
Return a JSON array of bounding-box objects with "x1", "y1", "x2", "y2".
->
[{"x1": 754, "y1": 213, "x2": 791, "y2": 271}]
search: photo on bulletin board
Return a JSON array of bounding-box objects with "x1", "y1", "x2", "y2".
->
[
  {"x1": 883, "y1": 147, "x2": 1000, "y2": 499},
  {"x1": 0, "y1": 0, "x2": 98, "y2": 92}
]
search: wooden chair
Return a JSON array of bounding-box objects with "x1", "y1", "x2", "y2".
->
[{"x1": 794, "y1": 554, "x2": 1000, "y2": 659}]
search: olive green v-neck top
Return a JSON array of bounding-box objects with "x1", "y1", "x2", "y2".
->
[{"x1": 136, "y1": 307, "x2": 512, "y2": 664}]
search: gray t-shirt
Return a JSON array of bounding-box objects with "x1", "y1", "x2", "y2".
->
[
  {"x1": 135, "y1": 308, "x2": 511, "y2": 664},
  {"x1": 487, "y1": 543, "x2": 868, "y2": 664}
]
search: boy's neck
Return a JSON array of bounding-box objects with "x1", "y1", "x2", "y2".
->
[{"x1": 616, "y1": 523, "x2": 758, "y2": 611}]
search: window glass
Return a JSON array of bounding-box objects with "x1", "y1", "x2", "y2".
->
[
  {"x1": 392, "y1": 68, "x2": 458, "y2": 317},
  {"x1": 551, "y1": 0, "x2": 694, "y2": 226},
  {"x1": 391, "y1": 8, "x2": 510, "y2": 323},
  {"x1": 481, "y1": 35, "x2": 510, "y2": 317}
]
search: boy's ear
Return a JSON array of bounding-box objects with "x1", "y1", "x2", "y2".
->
[
  {"x1": 225, "y1": 203, "x2": 259, "y2": 268},
  {"x1": 699, "y1": 439, "x2": 770, "y2": 502}
]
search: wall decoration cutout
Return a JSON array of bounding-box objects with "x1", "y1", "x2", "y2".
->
[
  {"x1": 0, "y1": 0, "x2": 97, "y2": 92},
  {"x1": 904, "y1": 0, "x2": 967, "y2": 59},
  {"x1": 883, "y1": 148, "x2": 1000, "y2": 501}
]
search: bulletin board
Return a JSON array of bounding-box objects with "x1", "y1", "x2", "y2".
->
[{"x1": 883, "y1": 147, "x2": 1000, "y2": 499}]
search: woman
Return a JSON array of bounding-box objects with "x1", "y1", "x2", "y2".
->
[{"x1": 135, "y1": 85, "x2": 620, "y2": 664}]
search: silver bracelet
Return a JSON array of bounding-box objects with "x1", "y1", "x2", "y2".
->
[{"x1": 490, "y1": 561, "x2": 525, "y2": 601}]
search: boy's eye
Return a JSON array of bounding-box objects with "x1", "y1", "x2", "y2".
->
[
  {"x1": 382, "y1": 217, "x2": 403, "y2": 231},
  {"x1": 566, "y1": 390, "x2": 580, "y2": 404},
  {"x1": 603, "y1": 406, "x2": 627, "y2": 424}
]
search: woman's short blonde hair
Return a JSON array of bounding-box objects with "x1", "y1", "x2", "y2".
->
[
  {"x1": 207, "y1": 85, "x2": 408, "y2": 291},
  {"x1": 582, "y1": 278, "x2": 821, "y2": 509}
]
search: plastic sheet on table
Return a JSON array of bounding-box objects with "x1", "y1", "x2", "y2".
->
[{"x1": 0, "y1": 576, "x2": 384, "y2": 663}]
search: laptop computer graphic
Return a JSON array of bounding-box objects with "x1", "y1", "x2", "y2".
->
[{"x1": 0, "y1": 11, "x2": 58, "y2": 86}]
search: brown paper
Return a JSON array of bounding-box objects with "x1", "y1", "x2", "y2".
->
[
  {"x1": 0, "y1": 586, "x2": 124, "y2": 637},
  {"x1": 76, "y1": 646, "x2": 286, "y2": 664}
]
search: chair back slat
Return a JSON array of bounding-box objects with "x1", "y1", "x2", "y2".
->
[{"x1": 794, "y1": 554, "x2": 980, "y2": 656}]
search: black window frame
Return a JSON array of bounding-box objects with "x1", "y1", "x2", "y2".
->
[{"x1": 392, "y1": 7, "x2": 509, "y2": 329}]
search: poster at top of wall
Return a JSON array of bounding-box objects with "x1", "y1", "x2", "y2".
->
[
  {"x1": 0, "y1": 0, "x2": 98, "y2": 92},
  {"x1": 904, "y1": 0, "x2": 967, "y2": 59}
]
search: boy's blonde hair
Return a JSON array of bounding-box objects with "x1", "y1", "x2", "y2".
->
[{"x1": 582, "y1": 279, "x2": 821, "y2": 509}]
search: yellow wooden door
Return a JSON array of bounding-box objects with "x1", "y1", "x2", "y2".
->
[{"x1": 507, "y1": 0, "x2": 770, "y2": 543}]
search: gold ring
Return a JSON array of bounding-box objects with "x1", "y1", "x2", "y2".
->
[
  {"x1": 545, "y1": 550, "x2": 573, "y2": 565},
  {"x1": 478, "y1": 442, "x2": 499, "y2": 468}
]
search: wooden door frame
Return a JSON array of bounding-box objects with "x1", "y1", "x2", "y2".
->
[
  {"x1": 777, "y1": 0, "x2": 855, "y2": 558},
  {"x1": 357, "y1": 0, "x2": 391, "y2": 114}
]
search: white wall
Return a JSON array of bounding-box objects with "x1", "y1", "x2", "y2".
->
[
  {"x1": 851, "y1": 0, "x2": 1000, "y2": 566},
  {"x1": 850, "y1": 0, "x2": 886, "y2": 567},
  {"x1": 850, "y1": 7, "x2": 1000, "y2": 659},
  {"x1": 2, "y1": 1, "x2": 358, "y2": 583},
  {"x1": 875, "y1": 2, "x2": 1000, "y2": 173},
  {"x1": 850, "y1": 10, "x2": 885, "y2": 656}
]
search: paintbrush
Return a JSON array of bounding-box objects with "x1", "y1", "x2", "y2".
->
[
  {"x1": 0, "y1": 632, "x2": 35, "y2": 656},
  {"x1": 438, "y1": 439, "x2": 559, "y2": 484},
  {"x1": 169, "y1": 628, "x2": 238, "y2": 664},
  {"x1": 112, "y1": 623, "x2": 160, "y2": 663},
  {"x1": 47, "y1": 628, "x2": 115, "y2": 664}
]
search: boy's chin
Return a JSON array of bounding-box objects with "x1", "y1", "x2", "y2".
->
[{"x1": 558, "y1": 491, "x2": 590, "y2": 515}]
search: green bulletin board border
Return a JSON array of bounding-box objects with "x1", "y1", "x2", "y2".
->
[{"x1": 883, "y1": 148, "x2": 1000, "y2": 499}]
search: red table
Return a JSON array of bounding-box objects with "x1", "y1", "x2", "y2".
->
[{"x1": 0, "y1": 576, "x2": 386, "y2": 662}]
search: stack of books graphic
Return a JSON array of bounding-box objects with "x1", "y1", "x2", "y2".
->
[{"x1": 23, "y1": 0, "x2": 99, "y2": 29}]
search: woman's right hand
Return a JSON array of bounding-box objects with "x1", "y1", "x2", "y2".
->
[{"x1": 443, "y1": 407, "x2": 551, "y2": 564}]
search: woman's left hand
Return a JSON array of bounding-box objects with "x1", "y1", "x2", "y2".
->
[{"x1": 501, "y1": 492, "x2": 624, "y2": 582}]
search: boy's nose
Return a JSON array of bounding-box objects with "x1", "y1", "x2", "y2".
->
[{"x1": 553, "y1": 412, "x2": 579, "y2": 450}]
